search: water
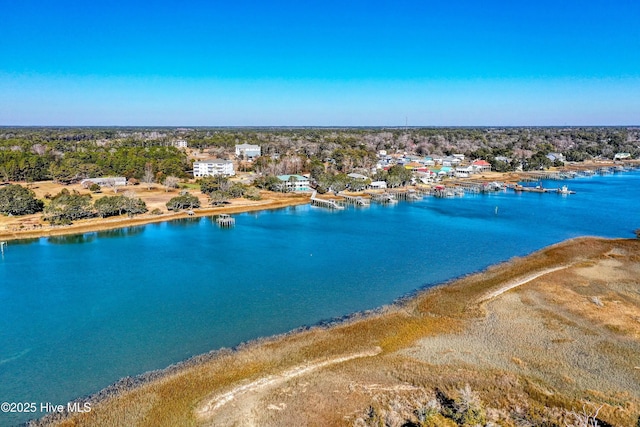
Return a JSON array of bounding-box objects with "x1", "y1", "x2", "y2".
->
[{"x1": 1, "y1": 170, "x2": 639, "y2": 426}]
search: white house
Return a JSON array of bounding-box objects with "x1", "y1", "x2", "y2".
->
[
  {"x1": 193, "y1": 159, "x2": 235, "y2": 177},
  {"x1": 369, "y1": 180, "x2": 388, "y2": 189},
  {"x1": 455, "y1": 166, "x2": 474, "y2": 178},
  {"x1": 277, "y1": 175, "x2": 310, "y2": 192},
  {"x1": 235, "y1": 144, "x2": 261, "y2": 159},
  {"x1": 614, "y1": 152, "x2": 631, "y2": 160},
  {"x1": 471, "y1": 160, "x2": 492, "y2": 173}
]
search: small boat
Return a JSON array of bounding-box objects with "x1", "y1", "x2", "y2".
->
[{"x1": 557, "y1": 185, "x2": 575, "y2": 195}]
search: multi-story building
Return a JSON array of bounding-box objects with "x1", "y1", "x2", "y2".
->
[{"x1": 193, "y1": 160, "x2": 235, "y2": 177}]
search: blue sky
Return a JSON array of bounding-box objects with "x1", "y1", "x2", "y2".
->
[{"x1": 1, "y1": 0, "x2": 639, "y2": 126}]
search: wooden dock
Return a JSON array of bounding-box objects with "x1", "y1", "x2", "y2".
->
[
  {"x1": 310, "y1": 191, "x2": 345, "y2": 210},
  {"x1": 338, "y1": 193, "x2": 371, "y2": 206},
  {"x1": 364, "y1": 191, "x2": 398, "y2": 204}
]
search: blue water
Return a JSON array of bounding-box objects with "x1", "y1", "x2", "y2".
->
[{"x1": 1, "y1": 171, "x2": 639, "y2": 426}]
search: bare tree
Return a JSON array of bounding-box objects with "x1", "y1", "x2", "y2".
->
[
  {"x1": 163, "y1": 176, "x2": 179, "y2": 192},
  {"x1": 565, "y1": 404, "x2": 603, "y2": 427},
  {"x1": 106, "y1": 178, "x2": 118, "y2": 194},
  {"x1": 142, "y1": 163, "x2": 155, "y2": 190}
]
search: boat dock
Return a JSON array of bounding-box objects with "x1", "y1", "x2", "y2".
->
[
  {"x1": 310, "y1": 191, "x2": 345, "y2": 209},
  {"x1": 338, "y1": 193, "x2": 371, "y2": 206}
]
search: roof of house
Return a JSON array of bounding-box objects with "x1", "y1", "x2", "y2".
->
[
  {"x1": 472, "y1": 160, "x2": 491, "y2": 166},
  {"x1": 347, "y1": 173, "x2": 368, "y2": 180},
  {"x1": 194, "y1": 159, "x2": 233, "y2": 164},
  {"x1": 277, "y1": 174, "x2": 308, "y2": 181}
]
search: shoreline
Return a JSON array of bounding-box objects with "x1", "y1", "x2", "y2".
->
[
  {"x1": 28, "y1": 236, "x2": 640, "y2": 426},
  {"x1": 0, "y1": 194, "x2": 310, "y2": 242},
  {"x1": 2, "y1": 160, "x2": 636, "y2": 243}
]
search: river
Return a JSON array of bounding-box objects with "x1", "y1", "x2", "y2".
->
[{"x1": 1, "y1": 169, "x2": 639, "y2": 426}]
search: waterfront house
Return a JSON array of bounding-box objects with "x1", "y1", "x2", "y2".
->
[
  {"x1": 471, "y1": 160, "x2": 492, "y2": 173},
  {"x1": 193, "y1": 159, "x2": 235, "y2": 177},
  {"x1": 235, "y1": 144, "x2": 261, "y2": 159},
  {"x1": 277, "y1": 175, "x2": 310, "y2": 192},
  {"x1": 614, "y1": 152, "x2": 631, "y2": 160},
  {"x1": 455, "y1": 166, "x2": 474, "y2": 178},
  {"x1": 369, "y1": 181, "x2": 387, "y2": 189},
  {"x1": 546, "y1": 153, "x2": 565, "y2": 163}
]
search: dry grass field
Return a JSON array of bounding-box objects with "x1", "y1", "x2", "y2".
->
[
  {"x1": 30, "y1": 237, "x2": 640, "y2": 427},
  {"x1": 0, "y1": 180, "x2": 309, "y2": 241}
]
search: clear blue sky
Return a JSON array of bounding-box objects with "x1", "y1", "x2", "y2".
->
[{"x1": 1, "y1": 0, "x2": 639, "y2": 126}]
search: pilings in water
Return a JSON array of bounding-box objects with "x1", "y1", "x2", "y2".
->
[
  {"x1": 216, "y1": 214, "x2": 235, "y2": 227},
  {"x1": 339, "y1": 193, "x2": 371, "y2": 207},
  {"x1": 364, "y1": 191, "x2": 398, "y2": 204},
  {"x1": 387, "y1": 189, "x2": 426, "y2": 201},
  {"x1": 0, "y1": 241, "x2": 6, "y2": 256}
]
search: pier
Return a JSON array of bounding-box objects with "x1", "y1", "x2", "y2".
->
[
  {"x1": 364, "y1": 191, "x2": 398, "y2": 204},
  {"x1": 310, "y1": 191, "x2": 345, "y2": 210},
  {"x1": 338, "y1": 193, "x2": 370, "y2": 206},
  {"x1": 216, "y1": 214, "x2": 236, "y2": 227}
]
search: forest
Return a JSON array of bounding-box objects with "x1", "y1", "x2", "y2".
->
[{"x1": 0, "y1": 127, "x2": 637, "y2": 184}]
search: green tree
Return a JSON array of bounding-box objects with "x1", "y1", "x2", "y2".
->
[
  {"x1": 0, "y1": 184, "x2": 44, "y2": 215},
  {"x1": 44, "y1": 189, "x2": 93, "y2": 224},
  {"x1": 386, "y1": 164, "x2": 413, "y2": 187},
  {"x1": 253, "y1": 175, "x2": 282, "y2": 192},
  {"x1": 166, "y1": 193, "x2": 200, "y2": 211}
]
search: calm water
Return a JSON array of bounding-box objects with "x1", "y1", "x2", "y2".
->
[{"x1": 1, "y1": 170, "x2": 639, "y2": 425}]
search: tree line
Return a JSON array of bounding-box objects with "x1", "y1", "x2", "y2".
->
[{"x1": 0, "y1": 184, "x2": 147, "y2": 225}]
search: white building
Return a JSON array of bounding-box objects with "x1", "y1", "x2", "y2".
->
[
  {"x1": 235, "y1": 144, "x2": 261, "y2": 159},
  {"x1": 173, "y1": 139, "x2": 188, "y2": 148},
  {"x1": 193, "y1": 160, "x2": 235, "y2": 177},
  {"x1": 277, "y1": 175, "x2": 310, "y2": 191},
  {"x1": 81, "y1": 177, "x2": 127, "y2": 188},
  {"x1": 369, "y1": 181, "x2": 388, "y2": 189}
]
